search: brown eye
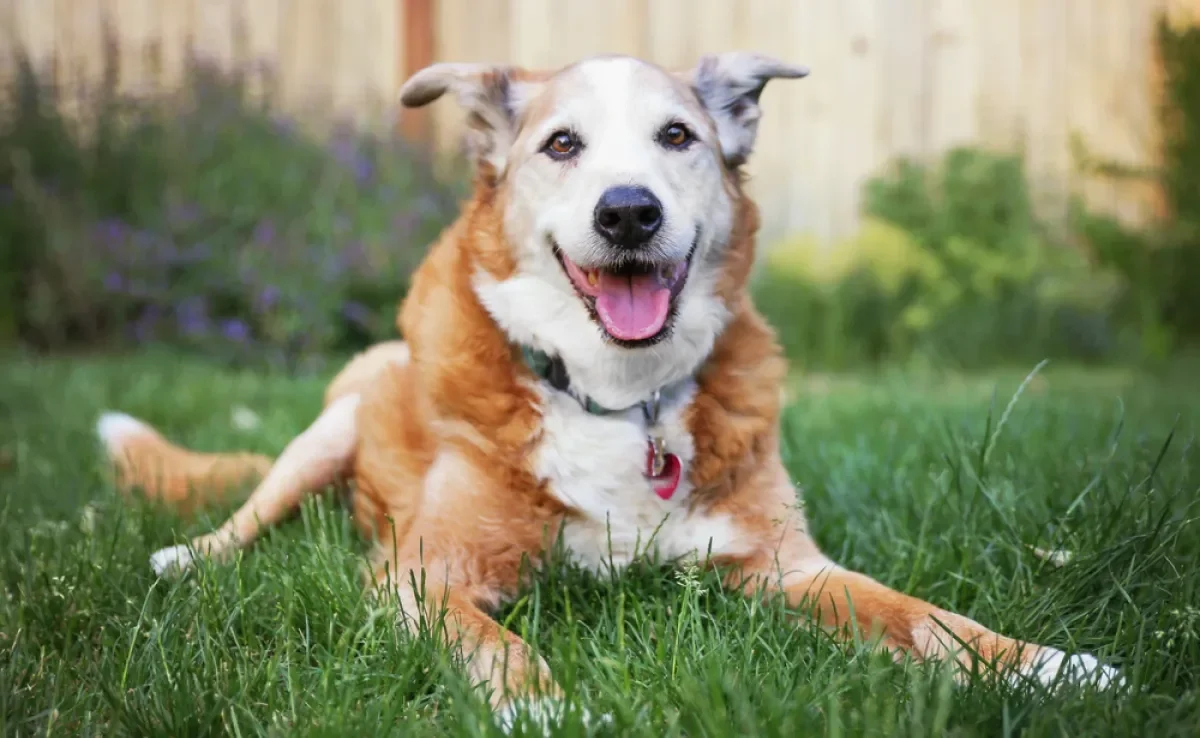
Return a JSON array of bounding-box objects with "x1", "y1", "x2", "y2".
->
[
  {"x1": 544, "y1": 130, "x2": 580, "y2": 159},
  {"x1": 660, "y1": 123, "x2": 693, "y2": 149}
]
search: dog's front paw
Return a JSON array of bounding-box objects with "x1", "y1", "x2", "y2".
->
[
  {"x1": 494, "y1": 697, "x2": 611, "y2": 735},
  {"x1": 149, "y1": 544, "x2": 195, "y2": 577},
  {"x1": 1014, "y1": 647, "x2": 1124, "y2": 691}
]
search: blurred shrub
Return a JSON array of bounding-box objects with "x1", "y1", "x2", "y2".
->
[
  {"x1": 1066, "y1": 17, "x2": 1200, "y2": 361},
  {"x1": 0, "y1": 53, "x2": 459, "y2": 369},
  {"x1": 755, "y1": 148, "x2": 1125, "y2": 370}
]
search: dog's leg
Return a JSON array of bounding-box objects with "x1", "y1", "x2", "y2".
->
[
  {"x1": 150, "y1": 393, "x2": 361, "y2": 576},
  {"x1": 729, "y1": 551, "x2": 1123, "y2": 690},
  {"x1": 375, "y1": 568, "x2": 567, "y2": 732}
]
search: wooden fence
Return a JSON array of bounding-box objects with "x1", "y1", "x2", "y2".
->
[{"x1": 3, "y1": 0, "x2": 1196, "y2": 245}]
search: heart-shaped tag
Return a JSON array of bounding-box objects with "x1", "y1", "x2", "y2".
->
[{"x1": 645, "y1": 446, "x2": 682, "y2": 500}]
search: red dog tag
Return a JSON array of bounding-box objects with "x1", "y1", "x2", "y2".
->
[{"x1": 645, "y1": 443, "x2": 682, "y2": 500}]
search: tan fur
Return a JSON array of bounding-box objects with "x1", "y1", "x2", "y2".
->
[
  {"x1": 104, "y1": 53, "x2": 1117, "y2": 723},
  {"x1": 101, "y1": 418, "x2": 272, "y2": 517}
]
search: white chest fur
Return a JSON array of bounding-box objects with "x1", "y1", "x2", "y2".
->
[{"x1": 531, "y1": 382, "x2": 748, "y2": 571}]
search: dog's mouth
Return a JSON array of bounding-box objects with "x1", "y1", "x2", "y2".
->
[{"x1": 553, "y1": 241, "x2": 694, "y2": 346}]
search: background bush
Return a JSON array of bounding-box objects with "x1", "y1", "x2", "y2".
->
[
  {"x1": 754, "y1": 149, "x2": 1125, "y2": 370},
  {"x1": 1064, "y1": 17, "x2": 1200, "y2": 362},
  {"x1": 0, "y1": 54, "x2": 460, "y2": 371}
]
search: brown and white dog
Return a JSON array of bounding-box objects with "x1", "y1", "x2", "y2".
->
[{"x1": 97, "y1": 52, "x2": 1120, "y2": 730}]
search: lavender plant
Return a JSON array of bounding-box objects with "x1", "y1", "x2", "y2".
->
[{"x1": 1, "y1": 53, "x2": 459, "y2": 370}]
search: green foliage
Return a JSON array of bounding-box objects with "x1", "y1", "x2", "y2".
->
[
  {"x1": 0, "y1": 52, "x2": 460, "y2": 368},
  {"x1": 1063, "y1": 17, "x2": 1200, "y2": 359},
  {"x1": 756, "y1": 148, "x2": 1123, "y2": 370},
  {"x1": 1159, "y1": 17, "x2": 1200, "y2": 227}
]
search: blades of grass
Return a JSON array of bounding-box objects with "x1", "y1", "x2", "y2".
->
[
  {"x1": 983, "y1": 359, "x2": 1050, "y2": 467},
  {"x1": 119, "y1": 578, "x2": 162, "y2": 694}
]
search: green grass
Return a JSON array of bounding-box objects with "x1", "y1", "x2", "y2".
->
[{"x1": 2, "y1": 351, "x2": 1198, "y2": 737}]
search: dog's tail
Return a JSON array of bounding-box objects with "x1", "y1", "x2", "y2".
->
[{"x1": 96, "y1": 412, "x2": 274, "y2": 516}]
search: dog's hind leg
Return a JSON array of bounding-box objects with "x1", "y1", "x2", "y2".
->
[{"x1": 150, "y1": 393, "x2": 361, "y2": 576}]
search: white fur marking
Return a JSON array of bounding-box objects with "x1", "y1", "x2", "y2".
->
[
  {"x1": 1014, "y1": 647, "x2": 1124, "y2": 690},
  {"x1": 96, "y1": 412, "x2": 152, "y2": 449},
  {"x1": 494, "y1": 697, "x2": 609, "y2": 736},
  {"x1": 149, "y1": 544, "x2": 195, "y2": 577},
  {"x1": 529, "y1": 381, "x2": 751, "y2": 571}
]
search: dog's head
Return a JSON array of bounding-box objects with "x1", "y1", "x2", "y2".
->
[{"x1": 401, "y1": 54, "x2": 806, "y2": 407}]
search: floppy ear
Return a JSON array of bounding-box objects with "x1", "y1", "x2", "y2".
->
[
  {"x1": 685, "y1": 52, "x2": 809, "y2": 167},
  {"x1": 399, "y1": 63, "x2": 543, "y2": 176}
]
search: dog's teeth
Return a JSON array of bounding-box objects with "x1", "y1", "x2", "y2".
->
[{"x1": 586, "y1": 271, "x2": 598, "y2": 286}]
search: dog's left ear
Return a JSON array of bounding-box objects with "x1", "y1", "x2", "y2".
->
[{"x1": 684, "y1": 52, "x2": 809, "y2": 167}]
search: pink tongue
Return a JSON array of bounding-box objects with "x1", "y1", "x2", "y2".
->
[{"x1": 595, "y1": 272, "x2": 671, "y2": 341}]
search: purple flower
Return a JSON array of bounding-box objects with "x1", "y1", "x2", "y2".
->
[
  {"x1": 321, "y1": 256, "x2": 345, "y2": 282},
  {"x1": 253, "y1": 219, "x2": 276, "y2": 244},
  {"x1": 183, "y1": 242, "x2": 212, "y2": 263},
  {"x1": 175, "y1": 296, "x2": 209, "y2": 337},
  {"x1": 353, "y1": 155, "x2": 373, "y2": 185},
  {"x1": 133, "y1": 306, "x2": 161, "y2": 343},
  {"x1": 416, "y1": 194, "x2": 445, "y2": 217},
  {"x1": 103, "y1": 272, "x2": 124, "y2": 292},
  {"x1": 221, "y1": 319, "x2": 251, "y2": 343},
  {"x1": 391, "y1": 209, "x2": 421, "y2": 238},
  {"x1": 152, "y1": 240, "x2": 181, "y2": 265},
  {"x1": 133, "y1": 230, "x2": 158, "y2": 251},
  {"x1": 331, "y1": 141, "x2": 356, "y2": 169},
  {"x1": 341, "y1": 301, "x2": 372, "y2": 327},
  {"x1": 338, "y1": 241, "x2": 368, "y2": 273},
  {"x1": 169, "y1": 202, "x2": 202, "y2": 225},
  {"x1": 93, "y1": 219, "x2": 128, "y2": 251},
  {"x1": 329, "y1": 124, "x2": 358, "y2": 167},
  {"x1": 271, "y1": 115, "x2": 296, "y2": 138},
  {"x1": 256, "y1": 286, "x2": 280, "y2": 312}
]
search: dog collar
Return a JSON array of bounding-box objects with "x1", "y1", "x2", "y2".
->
[
  {"x1": 519, "y1": 345, "x2": 686, "y2": 500},
  {"x1": 520, "y1": 345, "x2": 621, "y2": 415},
  {"x1": 518, "y1": 345, "x2": 689, "y2": 417}
]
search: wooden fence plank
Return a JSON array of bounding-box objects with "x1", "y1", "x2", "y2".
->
[
  {"x1": 401, "y1": 0, "x2": 432, "y2": 140},
  {"x1": 154, "y1": 0, "x2": 193, "y2": 89}
]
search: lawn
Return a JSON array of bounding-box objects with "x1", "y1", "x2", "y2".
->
[{"x1": 2, "y1": 351, "x2": 1198, "y2": 736}]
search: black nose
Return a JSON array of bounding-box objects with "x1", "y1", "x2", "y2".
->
[{"x1": 593, "y1": 186, "x2": 663, "y2": 248}]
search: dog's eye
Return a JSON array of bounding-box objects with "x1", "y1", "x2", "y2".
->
[
  {"x1": 659, "y1": 123, "x2": 693, "y2": 149},
  {"x1": 543, "y1": 130, "x2": 581, "y2": 160}
]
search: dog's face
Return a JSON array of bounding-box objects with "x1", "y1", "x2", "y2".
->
[
  {"x1": 401, "y1": 54, "x2": 806, "y2": 405},
  {"x1": 504, "y1": 58, "x2": 727, "y2": 347}
]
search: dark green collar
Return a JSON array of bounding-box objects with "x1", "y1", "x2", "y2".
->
[
  {"x1": 520, "y1": 345, "x2": 624, "y2": 415},
  {"x1": 519, "y1": 344, "x2": 693, "y2": 422}
]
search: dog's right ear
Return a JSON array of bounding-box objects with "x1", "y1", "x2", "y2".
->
[{"x1": 400, "y1": 63, "x2": 544, "y2": 178}]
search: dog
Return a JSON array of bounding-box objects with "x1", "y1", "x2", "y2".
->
[{"x1": 97, "y1": 52, "x2": 1121, "y2": 731}]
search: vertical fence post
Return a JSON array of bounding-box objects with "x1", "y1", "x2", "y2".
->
[{"x1": 399, "y1": 0, "x2": 435, "y2": 144}]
